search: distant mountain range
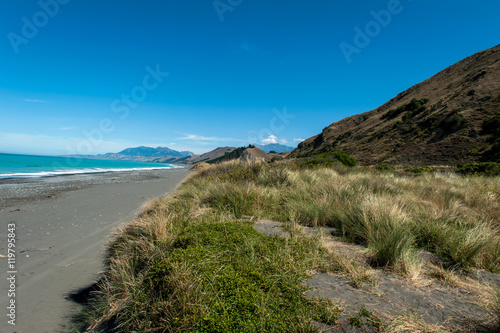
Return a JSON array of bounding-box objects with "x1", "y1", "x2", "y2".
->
[
  {"x1": 117, "y1": 146, "x2": 193, "y2": 158},
  {"x1": 67, "y1": 146, "x2": 194, "y2": 163},
  {"x1": 291, "y1": 44, "x2": 500, "y2": 166},
  {"x1": 254, "y1": 144, "x2": 294, "y2": 153},
  {"x1": 66, "y1": 144, "x2": 294, "y2": 165}
]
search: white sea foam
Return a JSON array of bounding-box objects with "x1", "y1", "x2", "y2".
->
[{"x1": 0, "y1": 165, "x2": 183, "y2": 178}]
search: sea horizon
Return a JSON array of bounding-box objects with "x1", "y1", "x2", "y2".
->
[{"x1": 0, "y1": 152, "x2": 181, "y2": 179}]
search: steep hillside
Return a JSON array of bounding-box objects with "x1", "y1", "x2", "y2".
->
[{"x1": 290, "y1": 44, "x2": 500, "y2": 166}]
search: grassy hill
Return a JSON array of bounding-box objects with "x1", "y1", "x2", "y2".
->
[{"x1": 290, "y1": 44, "x2": 500, "y2": 166}]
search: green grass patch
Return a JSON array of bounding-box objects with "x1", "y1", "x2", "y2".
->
[{"x1": 145, "y1": 220, "x2": 334, "y2": 332}]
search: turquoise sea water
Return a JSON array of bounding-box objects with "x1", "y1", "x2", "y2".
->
[{"x1": 0, "y1": 153, "x2": 180, "y2": 178}]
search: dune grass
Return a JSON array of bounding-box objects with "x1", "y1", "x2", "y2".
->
[
  {"x1": 73, "y1": 160, "x2": 500, "y2": 332},
  {"x1": 72, "y1": 180, "x2": 338, "y2": 332},
  {"x1": 191, "y1": 161, "x2": 499, "y2": 274}
]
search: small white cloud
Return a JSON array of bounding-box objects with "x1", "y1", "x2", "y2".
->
[
  {"x1": 293, "y1": 138, "x2": 304, "y2": 142},
  {"x1": 24, "y1": 99, "x2": 49, "y2": 103},
  {"x1": 261, "y1": 135, "x2": 278, "y2": 144},
  {"x1": 279, "y1": 139, "x2": 288, "y2": 144}
]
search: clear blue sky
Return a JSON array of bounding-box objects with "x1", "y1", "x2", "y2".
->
[{"x1": 1, "y1": 0, "x2": 499, "y2": 155}]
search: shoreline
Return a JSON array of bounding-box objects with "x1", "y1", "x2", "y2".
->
[
  {"x1": 0, "y1": 167, "x2": 187, "y2": 210},
  {"x1": 0, "y1": 168, "x2": 189, "y2": 332}
]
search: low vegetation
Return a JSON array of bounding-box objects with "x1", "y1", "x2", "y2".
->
[
  {"x1": 481, "y1": 113, "x2": 500, "y2": 162},
  {"x1": 73, "y1": 161, "x2": 500, "y2": 332},
  {"x1": 382, "y1": 98, "x2": 429, "y2": 120},
  {"x1": 455, "y1": 162, "x2": 500, "y2": 176},
  {"x1": 295, "y1": 151, "x2": 357, "y2": 168}
]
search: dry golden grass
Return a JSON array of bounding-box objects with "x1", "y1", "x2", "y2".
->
[{"x1": 73, "y1": 161, "x2": 500, "y2": 332}]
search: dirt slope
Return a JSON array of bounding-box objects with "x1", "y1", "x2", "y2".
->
[{"x1": 290, "y1": 44, "x2": 500, "y2": 166}]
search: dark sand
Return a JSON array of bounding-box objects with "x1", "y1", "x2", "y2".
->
[
  {"x1": 252, "y1": 219, "x2": 497, "y2": 332},
  {"x1": 0, "y1": 168, "x2": 189, "y2": 333}
]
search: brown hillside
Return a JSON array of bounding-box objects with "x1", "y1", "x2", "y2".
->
[
  {"x1": 241, "y1": 147, "x2": 272, "y2": 162},
  {"x1": 158, "y1": 146, "x2": 237, "y2": 164},
  {"x1": 202, "y1": 146, "x2": 271, "y2": 164},
  {"x1": 186, "y1": 147, "x2": 237, "y2": 164},
  {"x1": 290, "y1": 44, "x2": 500, "y2": 166}
]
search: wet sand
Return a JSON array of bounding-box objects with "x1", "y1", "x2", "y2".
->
[{"x1": 0, "y1": 168, "x2": 189, "y2": 333}]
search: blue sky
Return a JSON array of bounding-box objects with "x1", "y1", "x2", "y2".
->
[{"x1": 1, "y1": 0, "x2": 499, "y2": 155}]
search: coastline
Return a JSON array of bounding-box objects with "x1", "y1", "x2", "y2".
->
[
  {"x1": 0, "y1": 167, "x2": 186, "y2": 210},
  {"x1": 0, "y1": 168, "x2": 189, "y2": 332}
]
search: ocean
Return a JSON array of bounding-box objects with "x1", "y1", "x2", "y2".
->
[{"x1": 0, "y1": 153, "x2": 181, "y2": 178}]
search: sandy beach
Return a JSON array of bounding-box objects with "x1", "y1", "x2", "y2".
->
[{"x1": 0, "y1": 168, "x2": 189, "y2": 333}]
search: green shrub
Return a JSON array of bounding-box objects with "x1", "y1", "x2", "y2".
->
[
  {"x1": 482, "y1": 139, "x2": 500, "y2": 162},
  {"x1": 333, "y1": 151, "x2": 357, "y2": 167},
  {"x1": 376, "y1": 163, "x2": 395, "y2": 172},
  {"x1": 405, "y1": 166, "x2": 436, "y2": 174},
  {"x1": 438, "y1": 111, "x2": 467, "y2": 132},
  {"x1": 382, "y1": 98, "x2": 429, "y2": 120},
  {"x1": 481, "y1": 114, "x2": 500, "y2": 162},
  {"x1": 455, "y1": 162, "x2": 500, "y2": 176},
  {"x1": 482, "y1": 114, "x2": 500, "y2": 136},
  {"x1": 297, "y1": 151, "x2": 357, "y2": 168}
]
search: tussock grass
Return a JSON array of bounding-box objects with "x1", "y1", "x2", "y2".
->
[
  {"x1": 73, "y1": 189, "x2": 337, "y2": 332},
  {"x1": 326, "y1": 247, "x2": 375, "y2": 287},
  {"x1": 74, "y1": 160, "x2": 500, "y2": 331}
]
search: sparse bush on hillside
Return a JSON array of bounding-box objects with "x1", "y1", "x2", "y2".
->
[
  {"x1": 455, "y1": 162, "x2": 500, "y2": 176},
  {"x1": 382, "y1": 98, "x2": 429, "y2": 120},
  {"x1": 437, "y1": 110, "x2": 467, "y2": 132},
  {"x1": 481, "y1": 114, "x2": 500, "y2": 162},
  {"x1": 297, "y1": 151, "x2": 357, "y2": 168},
  {"x1": 332, "y1": 151, "x2": 357, "y2": 167},
  {"x1": 376, "y1": 163, "x2": 395, "y2": 172},
  {"x1": 482, "y1": 114, "x2": 500, "y2": 136},
  {"x1": 405, "y1": 166, "x2": 436, "y2": 174},
  {"x1": 333, "y1": 131, "x2": 353, "y2": 145},
  {"x1": 482, "y1": 139, "x2": 500, "y2": 162}
]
